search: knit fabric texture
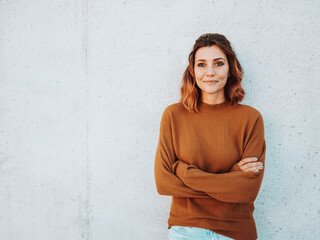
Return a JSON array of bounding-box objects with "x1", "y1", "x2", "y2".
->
[{"x1": 154, "y1": 100, "x2": 266, "y2": 240}]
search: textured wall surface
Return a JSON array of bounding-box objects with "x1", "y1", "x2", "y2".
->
[{"x1": 1, "y1": 0, "x2": 319, "y2": 239}]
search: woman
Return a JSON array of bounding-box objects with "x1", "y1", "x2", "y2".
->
[{"x1": 154, "y1": 33, "x2": 266, "y2": 240}]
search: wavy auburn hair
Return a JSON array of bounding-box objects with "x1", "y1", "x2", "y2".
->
[{"x1": 179, "y1": 33, "x2": 245, "y2": 113}]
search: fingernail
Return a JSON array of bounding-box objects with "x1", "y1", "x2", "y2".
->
[
  {"x1": 255, "y1": 157, "x2": 258, "y2": 160},
  {"x1": 255, "y1": 169, "x2": 259, "y2": 172}
]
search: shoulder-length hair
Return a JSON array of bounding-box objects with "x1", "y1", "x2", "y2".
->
[{"x1": 179, "y1": 33, "x2": 245, "y2": 113}]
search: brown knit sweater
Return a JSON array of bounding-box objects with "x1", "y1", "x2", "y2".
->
[{"x1": 154, "y1": 100, "x2": 266, "y2": 240}]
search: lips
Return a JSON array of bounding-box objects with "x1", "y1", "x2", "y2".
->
[{"x1": 204, "y1": 81, "x2": 218, "y2": 83}]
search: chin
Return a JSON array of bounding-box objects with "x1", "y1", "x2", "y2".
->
[{"x1": 202, "y1": 87, "x2": 224, "y2": 93}]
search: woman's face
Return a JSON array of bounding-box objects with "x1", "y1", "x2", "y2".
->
[{"x1": 194, "y1": 45, "x2": 230, "y2": 101}]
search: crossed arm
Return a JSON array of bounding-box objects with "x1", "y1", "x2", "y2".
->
[
  {"x1": 154, "y1": 108, "x2": 266, "y2": 203},
  {"x1": 154, "y1": 108, "x2": 212, "y2": 198}
]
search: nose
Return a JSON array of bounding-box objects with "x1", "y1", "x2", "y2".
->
[{"x1": 206, "y1": 65, "x2": 215, "y2": 76}]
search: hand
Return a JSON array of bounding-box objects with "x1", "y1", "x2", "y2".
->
[{"x1": 237, "y1": 157, "x2": 263, "y2": 172}]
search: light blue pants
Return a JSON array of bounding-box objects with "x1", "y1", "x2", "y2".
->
[{"x1": 168, "y1": 226, "x2": 234, "y2": 240}]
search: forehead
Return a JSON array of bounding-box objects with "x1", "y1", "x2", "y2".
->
[{"x1": 195, "y1": 45, "x2": 227, "y2": 60}]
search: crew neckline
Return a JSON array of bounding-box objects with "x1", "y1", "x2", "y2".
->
[{"x1": 198, "y1": 100, "x2": 231, "y2": 112}]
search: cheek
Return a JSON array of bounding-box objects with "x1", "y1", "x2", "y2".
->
[
  {"x1": 194, "y1": 68, "x2": 204, "y2": 78},
  {"x1": 217, "y1": 67, "x2": 229, "y2": 77},
  {"x1": 222, "y1": 66, "x2": 230, "y2": 75}
]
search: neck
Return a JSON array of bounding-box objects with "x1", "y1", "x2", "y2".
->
[{"x1": 201, "y1": 92, "x2": 225, "y2": 105}]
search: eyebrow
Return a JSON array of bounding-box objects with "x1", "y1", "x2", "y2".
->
[{"x1": 196, "y1": 58, "x2": 225, "y2": 62}]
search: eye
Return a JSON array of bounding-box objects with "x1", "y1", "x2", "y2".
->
[
  {"x1": 216, "y1": 62, "x2": 224, "y2": 66},
  {"x1": 197, "y1": 63, "x2": 205, "y2": 67}
]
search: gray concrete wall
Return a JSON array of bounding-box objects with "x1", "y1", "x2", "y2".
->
[{"x1": 0, "y1": 0, "x2": 319, "y2": 239}]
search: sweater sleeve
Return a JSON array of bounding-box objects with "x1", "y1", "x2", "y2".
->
[
  {"x1": 154, "y1": 107, "x2": 212, "y2": 198},
  {"x1": 172, "y1": 113, "x2": 266, "y2": 203}
]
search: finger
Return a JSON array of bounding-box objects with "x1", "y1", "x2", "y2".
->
[
  {"x1": 241, "y1": 161, "x2": 258, "y2": 170},
  {"x1": 242, "y1": 162, "x2": 263, "y2": 172},
  {"x1": 248, "y1": 162, "x2": 263, "y2": 167},
  {"x1": 239, "y1": 157, "x2": 258, "y2": 167},
  {"x1": 240, "y1": 164, "x2": 252, "y2": 171},
  {"x1": 244, "y1": 167, "x2": 260, "y2": 172},
  {"x1": 244, "y1": 157, "x2": 259, "y2": 163}
]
